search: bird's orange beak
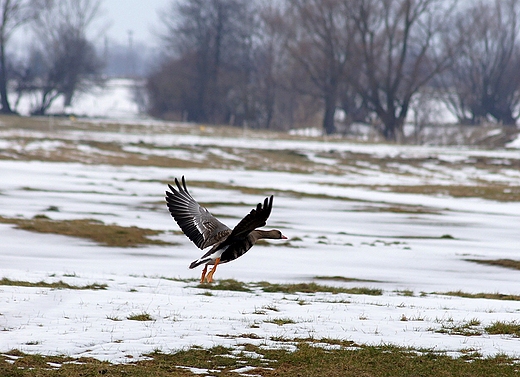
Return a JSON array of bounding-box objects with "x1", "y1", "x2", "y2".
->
[{"x1": 282, "y1": 235, "x2": 288, "y2": 239}]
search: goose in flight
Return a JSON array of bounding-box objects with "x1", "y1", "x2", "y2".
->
[{"x1": 165, "y1": 176, "x2": 287, "y2": 283}]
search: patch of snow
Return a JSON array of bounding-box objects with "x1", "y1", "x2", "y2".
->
[
  {"x1": 289, "y1": 128, "x2": 323, "y2": 137},
  {"x1": 1, "y1": 127, "x2": 520, "y2": 363},
  {"x1": 13, "y1": 78, "x2": 146, "y2": 120},
  {"x1": 486, "y1": 129, "x2": 503, "y2": 137},
  {"x1": 176, "y1": 366, "x2": 219, "y2": 375},
  {"x1": 303, "y1": 152, "x2": 337, "y2": 165},
  {"x1": 505, "y1": 134, "x2": 520, "y2": 149},
  {"x1": 24, "y1": 140, "x2": 65, "y2": 152}
]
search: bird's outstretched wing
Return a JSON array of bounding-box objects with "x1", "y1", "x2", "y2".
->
[
  {"x1": 226, "y1": 196, "x2": 273, "y2": 241},
  {"x1": 165, "y1": 176, "x2": 230, "y2": 249}
]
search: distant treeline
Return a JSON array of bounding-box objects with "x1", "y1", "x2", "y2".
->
[
  {"x1": 0, "y1": 0, "x2": 106, "y2": 116},
  {"x1": 1, "y1": 0, "x2": 519, "y2": 142},
  {"x1": 146, "y1": 0, "x2": 520, "y2": 141}
]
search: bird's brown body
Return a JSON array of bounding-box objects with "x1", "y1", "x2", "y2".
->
[{"x1": 165, "y1": 176, "x2": 286, "y2": 282}]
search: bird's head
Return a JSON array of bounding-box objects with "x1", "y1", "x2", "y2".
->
[{"x1": 274, "y1": 230, "x2": 288, "y2": 240}]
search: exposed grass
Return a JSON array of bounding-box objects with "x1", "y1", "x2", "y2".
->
[
  {"x1": 262, "y1": 304, "x2": 280, "y2": 312},
  {"x1": 466, "y1": 258, "x2": 520, "y2": 271},
  {"x1": 0, "y1": 277, "x2": 107, "y2": 290},
  {"x1": 270, "y1": 336, "x2": 359, "y2": 347},
  {"x1": 106, "y1": 315, "x2": 122, "y2": 321},
  {"x1": 2, "y1": 342, "x2": 520, "y2": 376},
  {"x1": 3, "y1": 115, "x2": 519, "y2": 193},
  {"x1": 314, "y1": 275, "x2": 382, "y2": 283},
  {"x1": 395, "y1": 289, "x2": 415, "y2": 297},
  {"x1": 257, "y1": 281, "x2": 382, "y2": 295},
  {"x1": 193, "y1": 279, "x2": 383, "y2": 295},
  {"x1": 435, "y1": 318, "x2": 483, "y2": 336},
  {"x1": 0, "y1": 129, "x2": 346, "y2": 172},
  {"x1": 0, "y1": 216, "x2": 174, "y2": 247},
  {"x1": 434, "y1": 319, "x2": 520, "y2": 338},
  {"x1": 216, "y1": 332, "x2": 263, "y2": 340},
  {"x1": 337, "y1": 231, "x2": 455, "y2": 240},
  {"x1": 160, "y1": 276, "x2": 199, "y2": 283},
  {"x1": 175, "y1": 179, "x2": 353, "y2": 201},
  {"x1": 400, "y1": 314, "x2": 424, "y2": 321},
  {"x1": 356, "y1": 204, "x2": 441, "y2": 215},
  {"x1": 376, "y1": 184, "x2": 520, "y2": 202},
  {"x1": 265, "y1": 317, "x2": 296, "y2": 326},
  {"x1": 127, "y1": 312, "x2": 154, "y2": 321},
  {"x1": 485, "y1": 321, "x2": 520, "y2": 337},
  {"x1": 197, "y1": 279, "x2": 252, "y2": 292},
  {"x1": 439, "y1": 290, "x2": 520, "y2": 301}
]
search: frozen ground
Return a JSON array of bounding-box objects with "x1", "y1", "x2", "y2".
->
[{"x1": 0, "y1": 118, "x2": 520, "y2": 364}]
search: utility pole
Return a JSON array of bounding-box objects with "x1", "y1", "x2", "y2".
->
[{"x1": 127, "y1": 29, "x2": 135, "y2": 77}]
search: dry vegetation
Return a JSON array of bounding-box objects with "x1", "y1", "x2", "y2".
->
[
  {"x1": 195, "y1": 279, "x2": 382, "y2": 295},
  {"x1": 2, "y1": 116, "x2": 520, "y2": 202},
  {"x1": 0, "y1": 215, "x2": 174, "y2": 247},
  {"x1": 314, "y1": 275, "x2": 382, "y2": 283},
  {"x1": 1, "y1": 342, "x2": 519, "y2": 377},
  {"x1": 466, "y1": 259, "x2": 520, "y2": 270},
  {"x1": 327, "y1": 182, "x2": 520, "y2": 202},
  {"x1": 0, "y1": 277, "x2": 107, "y2": 290},
  {"x1": 437, "y1": 290, "x2": 520, "y2": 301},
  {"x1": 256, "y1": 281, "x2": 382, "y2": 295},
  {"x1": 377, "y1": 184, "x2": 520, "y2": 202}
]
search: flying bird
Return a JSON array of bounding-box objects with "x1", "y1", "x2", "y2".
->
[{"x1": 165, "y1": 176, "x2": 287, "y2": 283}]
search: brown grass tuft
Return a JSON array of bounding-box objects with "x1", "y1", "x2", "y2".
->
[
  {"x1": 466, "y1": 259, "x2": 520, "y2": 271},
  {"x1": 0, "y1": 216, "x2": 174, "y2": 247}
]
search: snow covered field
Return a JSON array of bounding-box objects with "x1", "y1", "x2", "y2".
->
[{"x1": 1, "y1": 117, "x2": 520, "y2": 363}]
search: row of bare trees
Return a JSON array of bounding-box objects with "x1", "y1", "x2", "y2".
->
[
  {"x1": 438, "y1": 0, "x2": 520, "y2": 126},
  {"x1": 0, "y1": 0, "x2": 103, "y2": 116},
  {"x1": 148, "y1": 0, "x2": 520, "y2": 141}
]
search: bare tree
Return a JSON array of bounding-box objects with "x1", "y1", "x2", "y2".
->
[
  {"x1": 347, "y1": 0, "x2": 455, "y2": 141},
  {"x1": 147, "y1": 55, "x2": 192, "y2": 120},
  {"x1": 0, "y1": 0, "x2": 37, "y2": 113},
  {"x1": 157, "y1": 0, "x2": 257, "y2": 124},
  {"x1": 253, "y1": 4, "x2": 299, "y2": 130},
  {"x1": 29, "y1": 0, "x2": 103, "y2": 115},
  {"x1": 282, "y1": 0, "x2": 352, "y2": 134},
  {"x1": 438, "y1": 0, "x2": 520, "y2": 126},
  {"x1": 150, "y1": 1, "x2": 323, "y2": 130},
  {"x1": 488, "y1": 50, "x2": 520, "y2": 125},
  {"x1": 250, "y1": 5, "x2": 282, "y2": 128}
]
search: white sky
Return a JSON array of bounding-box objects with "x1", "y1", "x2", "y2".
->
[
  {"x1": 101, "y1": 0, "x2": 171, "y2": 46},
  {"x1": 9, "y1": 0, "x2": 172, "y2": 54}
]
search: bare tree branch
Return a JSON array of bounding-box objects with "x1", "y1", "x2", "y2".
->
[{"x1": 347, "y1": 0, "x2": 455, "y2": 141}]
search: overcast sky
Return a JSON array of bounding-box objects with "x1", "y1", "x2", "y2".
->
[
  {"x1": 9, "y1": 0, "x2": 172, "y2": 54},
  {"x1": 102, "y1": 0, "x2": 171, "y2": 46}
]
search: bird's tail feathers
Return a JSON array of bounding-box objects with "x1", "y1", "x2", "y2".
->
[{"x1": 189, "y1": 258, "x2": 211, "y2": 269}]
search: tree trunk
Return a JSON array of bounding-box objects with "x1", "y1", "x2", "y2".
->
[
  {"x1": 323, "y1": 109, "x2": 336, "y2": 135},
  {"x1": 208, "y1": 3, "x2": 224, "y2": 124},
  {"x1": 488, "y1": 105, "x2": 516, "y2": 126},
  {"x1": 379, "y1": 112, "x2": 404, "y2": 142},
  {"x1": 0, "y1": 39, "x2": 13, "y2": 114},
  {"x1": 323, "y1": 94, "x2": 336, "y2": 135},
  {"x1": 383, "y1": 122, "x2": 396, "y2": 141},
  {"x1": 499, "y1": 113, "x2": 517, "y2": 126},
  {"x1": 31, "y1": 89, "x2": 59, "y2": 116}
]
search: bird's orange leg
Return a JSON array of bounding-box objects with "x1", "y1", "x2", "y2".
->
[
  {"x1": 205, "y1": 258, "x2": 220, "y2": 283},
  {"x1": 200, "y1": 265, "x2": 208, "y2": 283}
]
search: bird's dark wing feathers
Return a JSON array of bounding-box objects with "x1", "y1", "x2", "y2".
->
[
  {"x1": 165, "y1": 176, "x2": 230, "y2": 250},
  {"x1": 226, "y1": 195, "x2": 273, "y2": 241}
]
